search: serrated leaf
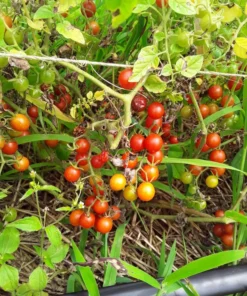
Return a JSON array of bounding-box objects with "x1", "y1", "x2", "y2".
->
[
  {"x1": 56, "y1": 21, "x2": 85, "y2": 45},
  {"x1": 0, "y1": 228, "x2": 20, "y2": 255},
  {"x1": 7, "y1": 216, "x2": 42, "y2": 232},
  {"x1": 233, "y1": 38, "x2": 247, "y2": 59},
  {"x1": 57, "y1": 0, "x2": 81, "y2": 13},
  {"x1": 33, "y1": 5, "x2": 55, "y2": 20},
  {"x1": 130, "y1": 45, "x2": 160, "y2": 82},
  {"x1": 29, "y1": 267, "x2": 48, "y2": 291},
  {"x1": 26, "y1": 18, "x2": 44, "y2": 30},
  {"x1": 169, "y1": 0, "x2": 196, "y2": 15},
  {"x1": 175, "y1": 55, "x2": 203, "y2": 78},
  {"x1": 144, "y1": 74, "x2": 167, "y2": 93},
  {"x1": 161, "y1": 64, "x2": 173, "y2": 76},
  {"x1": 45, "y1": 225, "x2": 62, "y2": 246},
  {"x1": 0, "y1": 264, "x2": 19, "y2": 292}
]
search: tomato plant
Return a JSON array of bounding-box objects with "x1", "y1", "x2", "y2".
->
[
  {"x1": 13, "y1": 156, "x2": 30, "y2": 172},
  {"x1": 110, "y1": 174, "x2": 126, "y2": 191},
  {"x1": 144, "y1": 134, "x2": 163, "y2": 152},
  {"x1": 64, "y1": 166, "x2": 81, "y2": 182},
  {"x1": 208, "y1": 85, "x2": 223, "y2": 100},
  {"x1": 81, "y1": 0, "x2": 97, "y2": 18},
  {"x1": 69, "y1": 209, "x2": 83, "y2": 226},
  {"x1": 79, "y1": 212, "x2": 96, "y2": 229},
  {"x1": 10, "y1": 114, "x2": 30, "y2": 131},
  {"x1": 95, "y1": 217, "x2": 113, "y2": 234},
  {"x1": 131, "y1": 94, "x2": 147, "y2": 112},
  {"x1": 2, "y1": 140, "x2": 18, "y2": 155},
  {"x1": 147, "y1": 102, "x2": 165, "y2": 119},
  {"x1": 130, "y1": 134, "x2": 145, "y2": 152},
  {"x1": 118, "y1": 68, "x2": 137, "y2": 90},
  {"x1": 140, "y1": 164, "x2": 159, "y2": 182},
  {"x1": 137, "y1": 182, "x2": 155, "y2": 201}
]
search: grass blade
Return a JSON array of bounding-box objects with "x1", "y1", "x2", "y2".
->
[
  {"x1": 162, "y1": 241, "x2": 176, "y2": 280},
  {"x1": 158, "y1": 233, "x2": 166, "y2": 277}
]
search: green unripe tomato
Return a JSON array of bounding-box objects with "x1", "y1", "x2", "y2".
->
[
  {"x1": 25, "y1": 47, "x2": 40, "y2": 65},
  {"x1": 39, "y1": 69, "x2": 56, "y2": 84},
  {"x1": 4, "y1": 30, "x2": 24, "y2": 45},
  {"x1": 180, "y1": 172, "x2": 193, "y2": 184},
  {"x1": 217, "y1": 65, "x2": 228, "y2": 73},
  {"x1": 181, "y1": 105, "x2": 193, "y2": 119},
  {"x1": 188, "y1": 184, "x2": 197, "y2": 195},
  {"x1": 176, "y1": 31, "x2": 190, "y2": 48},
  {"x1": 223, "y1": 117, "x2": 234, "y2": 128},
  {"x1": 212, "y1": 47, "x2": 222, "y2": 59},
  {"x1": 27, "y1": 69, "x2": 39, "y2": 85},
  {"x1": 193, "y1": 199, "x2": 207, "y2": 211},
  {"x1": 4, "y1": 207, "x2": 17, "y2": 222},
  {"x1": 0, "y1": 57, "x2": 8, "y2": 68},
  {"x1": 13, "y1": 76, "x2": 29, "y2": 92},
  {"x1": 228, "y1": 64, "x2": 238, "y2": 74},
  {"x1": 207, "y1": 64, "x2": 216, "y2": 71},
  {"x1": 29, "y1": 88, "x2": 42, "y2": 99}
]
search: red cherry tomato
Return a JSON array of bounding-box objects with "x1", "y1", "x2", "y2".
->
[
  {"x1": 86, "y1": 21, "x2": 100, "y2": 35},
  {"x1": 215, "y1": 210, "x2": 225, "y2": 217},
  {"x1": 195, "y1": 138, "x2": 210, "y2": 152},
  {"x1": 131, "y1": 94, "x2": 147, "y2": 112},
  {"x1": 111, "y1": 206, "x2": 121, "y2": 221},
  {"x1": 208, "y1": 85, "x2": 223, "y2": 100},
  {"x1": 199, "y1": 104, "x2": 210, "y2": 118},
  {"x1": 40, "y1": 84, "x2": 50, "y2": 92},
  {"x1": 10, "y1": 114, "x2": 30, "y2": 131},
  {"x1": 62, "y1": 93, "x2": 72, "y2": 105},
  {"x1": 228, "y1": 77, "x2": 243, "y2": 91},
  {"x1": 144, "y1": 134, "x2": 163, "y2": 152},
  {"x1": 55, "y1": 97, "x2": 67, "y2": 111},
  {"x1": 81, "y1": 0, "x2": 97, "y2": 18},
  {"x1": 147, "y1": 102, "x2": 165, "y2": 119},
  {"x1": 147, "y1": 150, "x2": 164, "y2": 164},
  {"x1": 189, "y1": 165, "x2": 203, "y2": 176},
  {"x1": 54, "y1": 84, "x2": 67, "y2": 96},
  {"x1": 162, "y1": 123, "x2": 171, "y2": 138},
  {"x1": 75, "y1": 153, "x2": 88, "y2": 166},
  {"x1": 209, "y1": 149, "x2": 226, "y2": 163},
  {"x1": 220, "y1": 95, "x2": 234, "y2": 107},
  {"x1": 95, "y1": 216, "x2": 113, "y2": 234},
  {"x1": 118, "y1": 68, "x2": 137, "y2": 90},
  {"x1": 130, "y1": 134, "x2": 145, "y2": 153},
  {"x1": 221, "y1": 234, "x2": 233, "y2": 247},
  {"x1": 76, "y1": 138, "x2": 90, "y2": 154},
  {"x1": 140, "y1": 164, "x2": 159, "y2": 182},
  {"x1": 206, "y1": 133, "x2": 221, "y2": 149},
  {"x1": 27, "y1": 105, "x2": 39, "y2": 118},
  {"x1": 186, "y1": 92, "x2": 199, "y2": 104},
  {"x1": 211, "y1": 167, "x2": 226, "y2": 176},
  {"x1": 79, "y1": 212, "x2": 95, "y2": 229},
  {"x1": 69, "y1": 209, "x2": 83, "y2": 226},
  {"x1": 92, "y1": 199, "x2": 109, "y2": 215},
  {"x1": 145, "y1": 117, "x2": 162, "y2": 132},
  {"x1": 91, "y1": 155, "x2": 104, "y2": 169},
  {"x1": 122, "y1": 152, "x2": 138, "y2": 169},
  {"x1": 224, "y1": 223, "x2": 234, "y2": 235},
  {"x1": 156, "y1": 0, "x2": 169, "y2": 8},
  {"x1": 64, "y1": 166, "x2": 81, "y2": 182},
  {"x1": 169, "y1": 135, "x2": 179, "y2": 144},
  {"x1": 85, "y1": 196, "x2": 96, "y2": 207},
  {"x1": 213, "y1": 224, "x2": 224, "y2": 237},
  {"x1": 45, "y1": 139, "x2": 59, "y2": 148},
  {"x1": 2, "y1": 140, "x2": 18, "y2": 155}
]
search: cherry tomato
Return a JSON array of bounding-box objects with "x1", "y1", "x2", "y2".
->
[
  {"x1": 55, "y1": 97, "x2": 67, "y2": 111},
  {"x1": 40, "y1": 69, "x2": 56, "y2": 84},
  {"x1": 95, "y1": 217, "x2": 113, "y2": 234},
  {"x1": 145, "y1": 117, "x2": 162, "y2": 132},
  {"x1": 140, "y1": 164, "x2": 159, "y2": 182},
  {"x1": 206, "y1": 133, "x2": 221, "y2": 149},
  {"x1": 208, "y1": 103, "x2": 219, "y2": 115},
  {"x1": 228, "y1": 77, "x2": 243, "y2": 91},
  {"x1": 189, "y1": 165, "x2": 203, "y2": 176},
  {"x1": 45, "y1": 139, "x2": 59, "y2": 148},
  {"x1": 181, "y1": 105, "x2": 193, "y2": 119},
  {"x1": 92, "y1": 199, "x2": 109, "y2": 214},
  {"x1": 79, "y1": 212, "x2": 95, "y2": 229},
  {"x1": 69, "y1": 209, "x2": 83, "y2": 226},
  {"x1": 99, "y1": 150, "x2": 109, "y2": 163},
  {"x1": 195, "y1": 138, "x2": 210, "y2": 152},
  {"x1": 2, "y1": 15, "x2": 12, "y2": 28},
  {"x1": 213, "y1": 224, "x2": 224, "y2": 237},
  {"x1": 10, "y1": 114, "x2": 30, "y2": 132},
  {"x1": 122, "y1": 152, "x2": 138, "y2": 169},
  {"x1": 199, "y1": 104, "x2": 210, "y2": 118},
  {"x1": 211, "y1": 167, "x2": 226, "y2": 176},
  {"x1": 118, "y1": 68, "x2": 137, "y2": 90},
  {"x1": 91, "y1": 155, "x2": 104, "y2": 169},
  {"x1": 40, "y1": 84, "x2": 50, "y2": 92},
  {"x1": 13, "y1": 77, "x2": 29, "y2": 92},
  {"x1": 4, "y1": 207, "x2": 17, "y2": 222},
  {"x1": 156, "y1": 0, "x2": 169, "y2": 8},
  {"x1": 209, "y1": 149, "x2": 226, "y2": 163},
  {"x1": 123, "y1": 185, "x2": 137, "y2": 201},
  {"x1": 147, "y1": 150, "x2": 164, "y2": 165},
  {"x1": 54, "y1": 84, "x2": 67, "y2": 95},
  {"x1": 85, "y1": 196, "x2": 96, "y2": 207},
  {"x1": 224, "y1": 223, "x2": 234, "y2": 235},
  {"x1": 86, "y1": 21, "x2": 100, "y2": 35},
  {"x1": 75, "y1": 153, "x2": 88, "y2": 166},
  {"x1": 131, "y1": 95, "x2": 147, "y2": 112},
  {"x1": 64, "y1": 166, "x2": 81, "y2": 182},
  {"x1": 221, "y1": 234, "x2": 233, "y2": 247},
  {"x1": 169, "y1": 135, "x2": 179, "y2": 144},
  {"x1": 89, "y1": 175, "x2": 103, "y2": 187},
  {"x1": 62, "y1": 93, "x2": 72, "y2": 105},
  {"x1": 76, "y1": 138, "x2": 90, "y2": 154},
  {"x1": 144, "y1": 134, "x2": 163, "y2": 152},
  {"x1": 137, "y1": 182, "x2": 155, "y2": 201},
  {"x1": 0, "y1": 136, "x2": 5, "y2": 149},
  {"x1": 13, "y1": 156, "x2": 30, "y2": 172},
  {"x1": 147, "y1": 102, "x2": 165, "y2": 119},
  {"x1": 215, "y1": 210, "x2": 225, "y2": 217},
  {"x1": 92, "y1": 185, "x2": 104, "y2": 196},
  {"x1": 180, "y1": 172, "x2": 193, "y2": 184},
  {"x1": 130, "y1": 134, "x2": 145, "y2": 153},
  {"x1": 111, "y1": 206, "x2": 121, "y2": 221},
  {"x1": 220, "y1": 95, "x2": 234, "y2": 107},
  {"x1": 110, "y1": 174, "x2": 127, "y2": 191},
  {"x1": 186, "y1": 92, "x2": 199, "y2": 104},
  {"x1": 208, "y1": 85, "x2": 223, "y2": 100},
  {"x1": 206, "y1": 175, "x2": 218, "y2": 188},
  {"x1": 61, "y1": 12, "x2": 68, "y2": 18},
  {"x1": 81, "y1": 0, "x2": 97, "y2": 18},
  {"x1": 27, "y1": 105, "x2": 39, "y2": 118},
  {"x1": 2, "y1": 140, "x2": 18, "y2": 155},
  {"x1": 162, "y1": 123, "x2": 171, "y2": 138},
  {"x1": 5, "y1": 30, "x2": 23, "y2": 45}
]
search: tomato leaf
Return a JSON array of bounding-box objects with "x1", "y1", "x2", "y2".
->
[
  {"x1": 168, "y1": 0, "x2": 196, "y2": 15},
  {"x1": 57, "y1": 0, "x2": 81, "y2": 13},
  {"x1": 175, "y1": 55, "x2": 203, "y2": 78},
  {"x1": 33, "y1": 5, "x2": 56, "y2": 20},
  {"x1": 56, "y1": 21, "x2": 85, "y2": 45},
  {"x1": 144, "y1": 74, "x2": 167, "y2": 93},
  {"x1": 233, "y1": 37, "x2": 247, "y2": 59}
]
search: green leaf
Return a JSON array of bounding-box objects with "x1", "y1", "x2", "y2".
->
[
  {"x1": 71, "y1": 240, "x2": 100, "y2": 296},
  {"x1": 144, "y1": 75, "x2": 167, "y2": 93},
  {"x1": 0, "y1": 254, "x2": 15, "y2": 265},
  {"x1": 0, "y1": 192, "x2": 8, "y2": 199},
  {"x1": 33, "y1": 5, "x2": 56, "y2": 20},
  {"x1": 233, "y1": 37, "x2": 247, "y2": 59},
  {"x1": 103, "y1": 223, "x2": 127, "y2": 287},
  {"x1": 165, "y1": 251, "x2": 245, "y2": 289},
  {"x1": 162, "y1": 241, "x2": 177, "y2": 280},
  {"x1": 20, "y1": 189, "x2": 34, "y2": 201},
  {"x1": 158, "y1": 233, "x2": 166, "y2": 277},
  {"x1": 45, "y1": 225, "x2": 62, "y2": 246},
  {"x1": 0, "y1": 228, "x2": 20, "y2": 255},
  {"x1": 153, "y1": 181, "x2": 186, "y2": 200},
  {"x1": 130, "y1": 45, "x2": 160, "y2": 82},
  {"x1": 16, "y1": 283, "x2": 32, "y2": 296},
  {"x1": 7, "y1": 216, "x2": 42, "y2": 232},
  {"x1": 26, "y1": 18, "x2": 44, "y2": 30},
  {"x1": 121, "y1": 260, "x2": 160, "y2": 289},
  {"x1": 46, "y1": 244, "x2": 69, "y2": 264},
  {"x1": 225, "y1": 210, "x2": 247, "y2": 224},
  {"x1": 0, "y1": 264, "x2": 19, "y2": 292},
  {"x1": 161, "y1": 64, "x2": 173, "y2": 76},
  {"x1": 172, "y1": 164, "x2": 185, "y2": 179},
  {"x1": 175, "y1": 55, "x2": 203, "y2": 78},
  {"x1": 133, "y1": 4, "x2": 152, "y2": 13},
  {"x1": 168, "y1": 0, "x2": 196, "y2": 15},
  {"x1": 14, "y1": 133, "x2": 74, "y2": 145},
  {"x1": 58, "y1": 0, "x2": 81, "y2": 12},
  {"x1": 29, "y1": 267, "x2": 48, "y2": 291},
  {"x1": 56, "y1": 21, "x2": 85, "y2": 45},
  {"x1": 105, "y1": 0, "x2": 138, "y2": 28}
]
